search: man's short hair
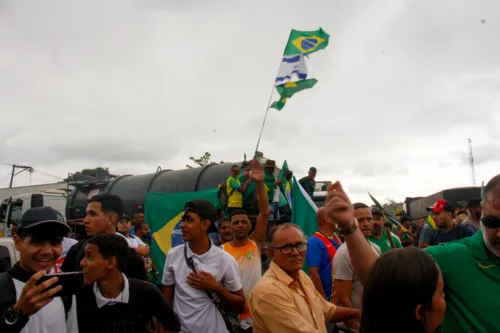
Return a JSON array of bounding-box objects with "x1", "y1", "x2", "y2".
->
[
  {"x1": 231, "y1": 165, "x2": 239, "y2": 170},
  {"x1": 86, "y1": 234, "x2": 129, "y2": 272},
  {"x1": 230, "y1": 209, "x2": 249, "y2": 219},
  {"x1": 89, "y1": 194, "x2": 124, "y2": 217},
  {"x1": 266, "y1": 223, "x2": 304, "y2": 247},
  {"x1": 218, "y1": 217, "x2": 230, "y2": 228},
  {"x1": 309, "y1": 167, "x2": 317, "y2": 174},
  {"x1": 400, "y1": 215, "x2": 411, "y2": 223},
  {"x1": 353, "y1": 202, "x2": 369, "y2": 210},
  {"x1": 485, "y1": 174, "x2": 500, "y2": 198}
]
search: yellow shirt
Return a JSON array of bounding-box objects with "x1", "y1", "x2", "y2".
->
[
  {"x1": 249, "y1": 261, "x2": 336, "y2": 333},
  {"x1": 227, "y1": 176, "x2": 243, "y2": 208}
]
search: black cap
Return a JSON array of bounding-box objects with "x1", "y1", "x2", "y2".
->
[
  {"x1": 18, "y1": 207, "x2": 71, "y2": 234},
  {"x1": 371, "y1": 208, "x2": 384, "y2": 218},
  {"x1": 120, "y1": 214, "x2": 131, "y2": 221},
  {"x1": 184, "y1": 199, "x2": 218, "y2": 233}
]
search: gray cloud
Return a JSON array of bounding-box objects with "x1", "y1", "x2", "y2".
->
[{"x1": 0, "y1": 0, "x2": 499, "y2": 202}]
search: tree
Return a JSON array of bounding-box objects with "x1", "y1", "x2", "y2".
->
[
  {"x1": 66, "y1": 167, "x2": 111, "y2": 182},
  {"x1": 186, "y1": 152, "x2": 226, "y2": 169}
]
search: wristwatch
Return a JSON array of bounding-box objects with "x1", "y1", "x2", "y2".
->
[
  {"x1": 2, "y1": 306, "x2": 23, "y2": 326},
  {"x1": 336, "y1": 218, "x2": 358, "y2": 236}
]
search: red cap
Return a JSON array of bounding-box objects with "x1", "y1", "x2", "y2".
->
[{"x1": 426, "y1": 199, "x2": 454, "y2": 213}]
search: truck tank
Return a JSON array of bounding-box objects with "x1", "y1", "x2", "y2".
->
[{"x1": 66, "y1": 163, "x2": 238, "y2": 221}]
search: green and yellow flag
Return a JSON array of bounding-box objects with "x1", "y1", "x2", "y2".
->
[
  {"x1": 284, "y1": 28, "x2": 330, "y2": 56},
  {"x1": 368, "y1": 192, "x2": 407, "y2": 232},
  {"x1": 271, "y1": 79, "x2": 318, "y2": 111},
  {"x1": 145, "y1": 188, "x2": 219, "y2": 283}
]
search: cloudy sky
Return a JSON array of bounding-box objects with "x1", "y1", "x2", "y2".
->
[{"x1": 0, "y1": 0, "x2": 498, "y2": 204}]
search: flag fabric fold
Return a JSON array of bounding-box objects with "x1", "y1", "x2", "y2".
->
[
  {"x1": 278, "y1": 160, "x2": 293, "y2": 208},
  {"x1": 292, "y1": 176, "x2": 318, "y2": 238},
  {"x1": 271, "y1": 79, "x2": 318, "y2": 111},
  {"x1": 275, "y1": 54, "x2": 308, "y2": 85},
  {"x1": 145, "y1": 188, "x2": 219, "y2": 283}
]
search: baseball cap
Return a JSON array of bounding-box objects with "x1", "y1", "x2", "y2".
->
[
  {"x1": 183, "y1": 199, "x2": 218, "y2": 233},
  {"x1": 371, "y1": 208, "x2": 384, "y2": 218},
  {"x1": 18, "y1": 207, "x2": 71, "y2": 234},
  {"x1": 426, "y1": 199, "x2": 454, "y2": 213}
]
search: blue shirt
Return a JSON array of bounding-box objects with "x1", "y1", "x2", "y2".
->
[
  {"x1": 305, "y1": 235, "x2": 340, "y2": 300},
  {"x1": 433, "y1": 224, "x2": 475, "y2": 245}
]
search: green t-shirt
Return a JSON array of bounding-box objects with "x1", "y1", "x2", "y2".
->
[
  {"x1": 369, "y1": 232, "x2": 402, "y2": 253},
  {"x1": 425, "y1": 231, "x2": 500, "y2": 333},
  {"x1": 238, "y1": 174, "x2": 255, "y2": 207},
  {"x1": 264, "y1": 172, "x2": 276, "y2": 202}
]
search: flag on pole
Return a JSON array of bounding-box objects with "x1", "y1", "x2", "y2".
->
[
  {"x1": 275, "y1": 54, "x2": 308, "y2": 85},
  {"x1": 284, "y1": 28, "x2": 330, "y2": 56},
  {"x1": 145, "y1": 188, "x2": 219, "y2": 283},
  {"x1": 270, "y1": 79, "x2": 318, "y2": 111},
  {"x1": 278, "y1": 160, "x2": 293, "y2": 207},
  {"x1": 368, "y1": 192, "x2": 406, "y2": 232}
]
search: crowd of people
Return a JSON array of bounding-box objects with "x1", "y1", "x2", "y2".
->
[{"x1": 1, "y1": 158, "x2": 499, "y2": 333}]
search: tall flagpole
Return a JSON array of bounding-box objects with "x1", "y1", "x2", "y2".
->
[{"x1": 255, "y1": 30, "x2": 293, "y2": 154}]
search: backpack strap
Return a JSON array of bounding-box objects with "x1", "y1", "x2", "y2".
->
[
  {"x1": 313, "y1": 232, "x2": 337, "y2": 263},
  {"x1": 0, "y1": 272, "x2": 17, "y2": 315},
  {"x1": 61, "y1": 295, "x2": 72, "y2": 319}
]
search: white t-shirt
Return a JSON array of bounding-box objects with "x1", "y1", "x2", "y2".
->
[
  {"x1": 162, "y1": 242, "x2": 243, "y2": 333},
  {"x1": 116, "y1": 232, "x2": 146, "y2": 248},
  {"x1": 51, "y1": 237, "x2": 78, "y2": 273},
  {"x1": 13, "y1": 279, "x2": 78, "y2": 333},
  {"x1": 332, "y1": 241, "x2": 381, "y2": 310}
]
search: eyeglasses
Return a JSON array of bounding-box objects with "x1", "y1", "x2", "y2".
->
[
  {"x1": 271, "y1": 242, "x2": 308, "y2": 254},
  {"x1": 481, "y1": 216, "x2": 500, "y2": 229}
]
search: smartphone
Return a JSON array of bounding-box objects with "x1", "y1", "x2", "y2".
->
[{"x1": 36, "y1": 272, "x2": 84, "y2": 297}]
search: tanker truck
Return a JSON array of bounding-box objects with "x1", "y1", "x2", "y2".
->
[{"x1": 65, "y1": 163, "x2": 246, "y2": 235}]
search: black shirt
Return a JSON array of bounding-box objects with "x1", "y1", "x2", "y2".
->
[
  {"x1": 77, "y1": 278, "x2": 181, "y2": 333},
  {"x1": 61, "y1": 240, "x2": 147, "y2": 281}
]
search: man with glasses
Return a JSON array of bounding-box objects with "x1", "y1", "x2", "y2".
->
[
  {"x1": 249, "y1": 223, "x2": 360, "y2": 333},
  {"x1": 332, "y1": 203, "x2": 381, "y2": 331}
]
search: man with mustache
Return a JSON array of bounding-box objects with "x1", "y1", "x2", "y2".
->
[
  {"x1": 222, "y1": 159, "x2": 269, "y2": 332},
  {"x1": 332, "y1": 203, "x2": 381, "y2": 330},
  {"x1": 369, "y1": 208, "x2": 402, "y2": 253}
]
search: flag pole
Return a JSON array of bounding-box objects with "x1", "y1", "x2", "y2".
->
[{"x1": 255, "y1": 30, "x2": 293, "y2": 153}]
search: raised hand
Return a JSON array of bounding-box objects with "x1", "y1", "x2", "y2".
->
[
  {"x1": 14, "y1": 270, "x2": 62, "y2": 317},
  {"x1": 324, "y1": 181, "x2": 355, "y2": 229},
  {"x1": 249, "y1": 159, "x2": 265, "y2": 183}
]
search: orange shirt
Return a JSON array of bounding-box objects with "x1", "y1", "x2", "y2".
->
[{"x1": 222, "y1": 240, "x2": 261, "y2": 320}]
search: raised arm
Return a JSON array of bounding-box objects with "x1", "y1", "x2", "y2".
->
[
  {"x1": 324, "y1": 181, "x2": 378, "y2": 285},
  {"x1": 249, "y1": 159, "x2": 270, "y2": 248}
]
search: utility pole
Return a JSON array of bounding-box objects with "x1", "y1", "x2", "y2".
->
[
  {"x1": 468, "y1": 138, "x2": 477, "y2": 186},
  {"x1": 9, "y1": 164, "x2": 33, "y2": 188}
]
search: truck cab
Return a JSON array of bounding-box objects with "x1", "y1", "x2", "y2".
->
[{"x1": 0, "y1": 190, "x2": 67, "y2": 238}]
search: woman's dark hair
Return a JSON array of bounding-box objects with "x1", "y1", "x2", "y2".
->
[
  {"x1": 360, "y1": 247, "x2": 440, "y2": 333},
  {"x1": 86, "y1": 234, "x2": 129, "y2": 273}
]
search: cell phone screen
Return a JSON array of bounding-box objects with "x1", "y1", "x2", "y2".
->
[{"x1": 36, "y1": 272, "x2": 84, "y2": 297}]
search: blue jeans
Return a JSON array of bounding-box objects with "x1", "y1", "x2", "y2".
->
[{"x1": 270, "y1": 202, "x2": 280, "y2": 221}]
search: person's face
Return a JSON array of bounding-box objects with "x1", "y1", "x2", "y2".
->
[
  {"x1": 435, "y1": 211, "x2": 451, "y2": 228},
  {"x1": 470, "y1": 202, "x2": 482, "y2": 221},
  {"x1": 14, "y1": 233, "x2": 63, "y2": 273},
  {"x1": 481, "y1": 194, "x2": 500, "y2": 256},
  {"x1": 80, "y1": 244, "x2": 115, "y2": 284},
  {"x1": 308, "y1": 170, "x2": 316, "y2": 180},
  {"x1": 268, "y1": 227, "x2": 307, "y2": 275},
  {"x1": 84, "y1": 202, "x2": 115, "y2": 236},
  {"x1": 134, "y1": 213, "x2": 145, "y2": 224},
  {"x1": 180, "y1": 211, "x2": 210, "y2": 242},
  {"x1": 355, "y1": 208, "x2": 373, "y2": 237},
  {"x1": 138, "y1": 224, "x2": 149, "y2": 238},
  {"x1": 218, "y1": 221, "x2": 233, "y2": 243},
  {"x1": 421, "y1": 267, "x2": 446, "y2": 333},
  {"x1": 231, "y1": 214, "x2": 252, "y2": 240},
  {"x1": 231, "y1": 167, "x2": 240, "y2": 178},
  {"x1": 117, "y1": 219, "x2": 131, "y2": 234},
  {"x1": 402, "y1": 221, "x2": 411, "y2": 229},
  {"x1": 372, "y1": 214, "x2": 384, "y2": 235}
]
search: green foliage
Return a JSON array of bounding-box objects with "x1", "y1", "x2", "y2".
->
[{"x1": 186, "y1": 152, "x2": 226, "y2": 169}]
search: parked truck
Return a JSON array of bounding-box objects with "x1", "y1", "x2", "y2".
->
[{"x1": 0, "y1": 190, "x2": 68, "y2": 237}]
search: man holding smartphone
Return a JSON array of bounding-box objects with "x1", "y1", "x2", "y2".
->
[{"x1": 0, "y1": 207, "x2": 78, "y2": 333}]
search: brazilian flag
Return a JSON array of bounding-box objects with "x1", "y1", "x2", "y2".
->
[
  {"x1": 284, "y1": 28, "x2": 330, "y2": 56},
  {"x1": 145, "y1": 188, "x2": 219, "y2": 283},
  {"x1": 271, "y1": 79, "x2": 318, "y2": 111}
]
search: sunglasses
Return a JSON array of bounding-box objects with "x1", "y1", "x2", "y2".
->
[
  {"x1": 271, "y1": 242, "x2": 308, "y2": 255},
  {"x1": 481, "y1": 216, "x2": 500, "y2": 229}
]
